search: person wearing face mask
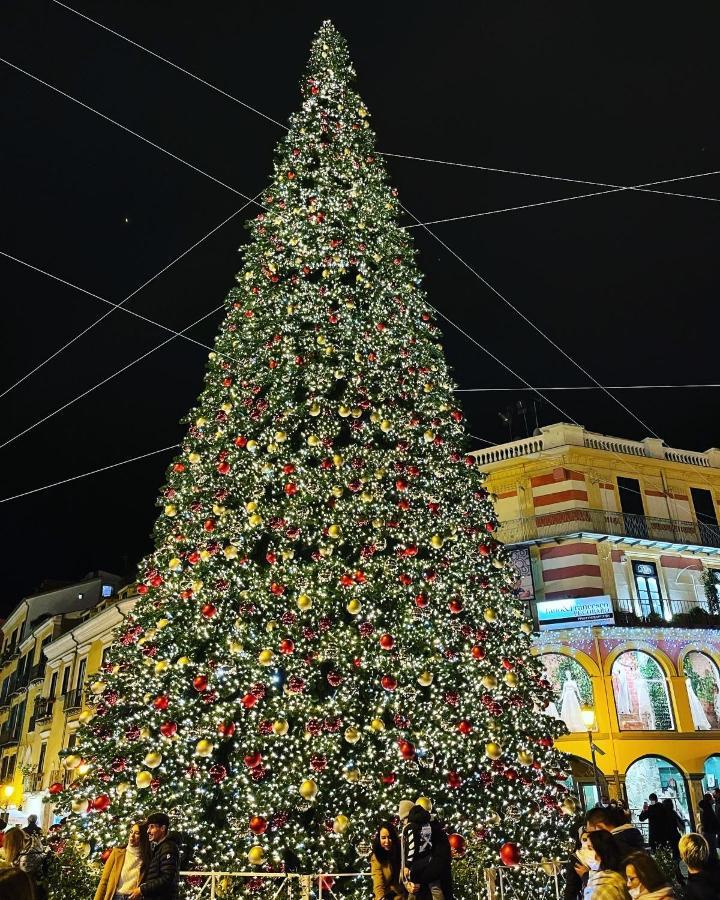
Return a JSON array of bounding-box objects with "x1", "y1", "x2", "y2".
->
[
  {"x1": 624, "y1": 852, "x2": 675, "y2": 899},
  {"x1": 578, "y1": 831, "x2": 628, "y2": 900}
]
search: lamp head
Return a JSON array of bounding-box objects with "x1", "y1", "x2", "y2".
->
[{"x1": 581, "y1": 706, "x2": 596, "y2": 729}]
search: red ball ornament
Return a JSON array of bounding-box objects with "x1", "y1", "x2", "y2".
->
[
  {"x1": 279, "y1": 638, "x2": 295, "y2": 655},
  {"x1": 382, "y1": 772, "x2": 396, "y2": 785},
  {"x1": 153, "y1": 695, "x2": 170, "y2": 710},
  {"x1": 100, "y1": 848, "x2": 113, "y2": 862},
  {"x1": 499, "y1": 842, "x2": 521, "y2": 867},
  {"x1": 201, "y1": 603, "x2": 217, "y2": 619},
  {"x1": 501, "y1": 658, "x2": 514, "y2": 671},
  {"x1": 244, "y1": 752, "x2": 262, "y2": 769},
  {"x1": 448, "y1": 834, "x2": 466, "y2": 857},
  {"x1": 381, "y1": 674, "x2": 397, "y2": 691},
  {"x1": 92, "y1": 794, "x2": 111, "y2": 812},
  {"x1": 216, "y1": 461, "x2": 230, "y2": 475},
  {"x1": 160, "y1": 721, "x2": 178, "y2": 738},
  {"x1": 379, "y1": 633, "x2": 395, "y2": 651},
  {"x1": 447, "y1": 771, "x2": 462, "y2": 789},
  {"x1": 217, "y1": 721, "x2": 236, "y2": 738},
  {"x1": 397, "y1": 740, "x2": 415, "y2": 760},
  {"x1": 471, "y1": 645, "x2": 486, "y2": 660},
  {"x1": 209, "y1": 764, "x2": 227, "y2": 784},
  {"x1": 249, "y1": 816, "x2": 268, "y2": 835},
  {"x1": 326, "y1": 671, "x2": 343, "y2": 687},
  {"x1": 193, "y1": 675, "x2": 208, "y2": 692},
  {"x1": 448, "y1": 598, "x2": 463, "y2": 615},
  {"x1": 284, "y1": 483, "x2": 298, "y2": 496},
  {"x1": 415, "y1": 592, "x2": 429, "y2": 608},
  {"x1": 48, "y1": 782, "x2": 63, "y2": 796},
  {"x1": 457, "y1": 720, "x2": 473, "y2": 735}
]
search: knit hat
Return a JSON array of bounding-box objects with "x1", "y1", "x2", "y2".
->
[{"x1": 398, "y1": 799, "x2": 414, "y2": 821}]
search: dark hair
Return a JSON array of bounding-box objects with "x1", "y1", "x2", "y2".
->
[
  {"x1": 648, "y1": 793, "x2": 658, "y2": 802},
  {"x1": 146, "y1": 812, "x2": 170, "y2": 828},
  {"x1": 700, "y1": 793, "x2": 714, "y2": 809},
  {"x1": 625, "y1": 851, "x2": 669, "y2": 891},
  {"x1": 129, "y1": 821, "x2": 151, "y2": 875},
  {"x1": 586, "y1": 806, "x2": 626, "y2": 829},
  {"x1": 0, "y1": 869, "x2": 36, "y2": 900},
  {"x1": 372, "y1": 822, "x2": 401, "y2": 881},
  {"x1": 587, "y1": 831, "x2": 623, "y2": 872}
]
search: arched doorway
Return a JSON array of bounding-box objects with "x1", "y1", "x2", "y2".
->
[
  {"x1": 561, "y1": 754, "x2": 608, "y2": 812},
  {"x1": 683, "y1": 651, "x2": 720, "y2": 730},
  {"x1": 625, "y1": 756, "x2": 692, "y2": 831},
  {"x1": 703, "y1": 754, "x2": 720, "y2": 793},
  {"x1": 611, "y1": 650, "x2": 674, "y2": 731}
]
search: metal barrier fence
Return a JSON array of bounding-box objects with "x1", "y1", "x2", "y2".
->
[{"x1": 178, "y1": 863, "x2": 566, "y2": 900}]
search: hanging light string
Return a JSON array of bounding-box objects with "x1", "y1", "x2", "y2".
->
[{"x1": 0, "y1": 196, "x2": 261, "y2": 400}]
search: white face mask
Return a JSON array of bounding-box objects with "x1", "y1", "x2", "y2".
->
[
  {"x1": 577, "y1": 846, "x2": 600, "y2": 871},
  {"x1": 628, "y1": 888, "x2": 642, "y2": 899}
]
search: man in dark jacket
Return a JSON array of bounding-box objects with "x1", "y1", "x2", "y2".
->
[
  {"x1": 586, "y1": 806, "x2": 645, "y2": 858},
  {"x1": 638, "y1": 794, "x2": 666, "y2": 849},
  {"x1": 401, "y1": 805, "x2": 453, "y2": 900},
  {"x1": 679, "y1": 833, "x2": 720, "y2": 900},
  {"x1": 129, "y1": 812, "x2": 180, "y2": 900}
]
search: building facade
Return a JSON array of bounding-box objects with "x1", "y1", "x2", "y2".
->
[
  {"x1": 477, "y1": 423, "x2": 720, "y2": 827},
  {"x1": 0, "y1": 573, "x2": 128, "y2": 826}
]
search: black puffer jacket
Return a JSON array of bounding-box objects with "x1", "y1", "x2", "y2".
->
[{"x1": 140, "y1": 837, "x2": 180, "y2": 900}]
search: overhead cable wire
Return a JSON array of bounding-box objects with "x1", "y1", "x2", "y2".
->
[
  {"x1": 0, "y1": 444, "x2": 180, "y2": 504},
  {"x1": 50, "y1": 0, "x2": 289, "y2": 130},
  {"x1": 50, "y1": 0, "x2": 720, "y2": 214},
  {"x1": 0, "y1": 303, "x2": 224, "y2": 451},
  {"x1": 0, "y1": 56, "x2": 267, "y2": 210},
  {"x1": 383, "y1": 151, "x2": 720, "y2": 204},
  {"x1": 400, "y1": 201, "x2": 661, "y2": 439},
  {"x1": 0, "y1": 197, "x2": 261, "y2": 399},
  {"x1": 455, "y1": 383, "x2": 720, "y2": 392}
]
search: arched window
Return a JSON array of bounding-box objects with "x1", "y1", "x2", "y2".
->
[
  {"x1": 538, "y1": 653, "x2": 595, "y2": 733},
  {"x1": 612, "y1": 650, "x2": 674, "y2": 731},
  {"x1": 703, "y1": 754, "x2": 720, "y2": 794},
  {"x1": 683, "y1": 652, "x2": 720, "y2": 730},
  {"x1": 625, "y1": 756, "x2": 691, "y2": 831}
]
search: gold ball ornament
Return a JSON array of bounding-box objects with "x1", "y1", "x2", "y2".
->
[
  {"x1": 417, "y1": 671, "x2": 434, "y2": 687},
  {"x1": 140, "y1": 727, "x2": 151, "y2": 740},
  {"x1": 248, "y1": 513, "x2": 263, "y2": 527},
  {"x1": 143, "y1": 751, "x2": 162, "y2": 769},
  {"x1": 258, "y1": 649, "x2": 273, "y2": 666},
  {"x1": 483, "y1": 608, "x2": 497, "y2": 623},
  {"x1": 79, "y1": 842, "x2": 92, "y2": 858},
  {"x1": 224, "y1": 545, "x2": 238, "y2": 560},
  {"x1": 307, "y1": 435, "x2": 320, "y2": 447},
  {"x1": 188, "y1": 452, "x2": 201, "y2": 464},
  {"x1": 430, "y1": 534, "x2": 444, "y2": 549},
  {"x1": 168, "y1": 557, "x2": 182, "y2": 572},
  {"x1": 370, "y1": 718, "x2": 385, "y2": 732},
  {"x1": 272, "y1": 719, "x2": 289, "y2": 736},
  {"x1": 176, "y1": 656, "x2": 190, "y2": 667},
  {"x1": 344, "y1": 727, "x2": 361, "y2": 744},
  {"x1": 562, "y1": 796, "x2": 579, "y2": 815},
  {"x1": 481, "y1": 674, "x2": 498, "y2": 690},
  {"x1": 154, "y1": 660, "x2": 169, "y2": 675},
  {"x1": 346, "y1": 598, "x2": 362, "y2": 615},
  {"x1": 71, "y1": 798, "x2": 89, "y2": 814},
  {"x1": 64, "y1": 754, "x2": 82, "y2": 770},
  {"x1": 485, "y1": 742, "x2": 503, "y2": 760},
  {"x1": 136, "y1": 771, "x2": 153, "y2": 789},
  {"x1": 116, "y1": 781, "x2": 131, "y2": 796},
  {"x1": 309, "y1": 402, "x2": 321, "y2": 416},
  {"x1": 327, "y1": 524, "x2": 342, "y2": 539},
  {"x1": 297, "y1": 594, "x2": 312, "y2": 611},
  {"x1": 156, "y1": 618, "x2": 170, "y2": 630},
  {"x1": 333, "y1": 815, "x2": 350, "y2": 834},
  {"x1": 247, "y1": 846, "x2": 265, "y2": 865},
  {"x1": 504, "y1": 671, "x2": 519, "y2": 687},
  {"x1": 195, "y1": 739, "x2": 214, "y2": 758},
  {"x1": 78, "y1": 709, "x2": 95, "y2": 725},
  {"x1": 229, "y1": 639, "x2": 243, "y2": 654},
  {"x1": 90, "y1": 680, "x2": 107, "y2": 695},
  {"x1": 520, "y1": 622, "x2": 533, "y2": 635},
  {"x1": 344, "y1": 768, "x2": 361, "y2": 783},
  {"x1": 299, "y1": 779, "x2": 318, "y2": 800},
  {"x1": 164, "y1": 504, "x2": 177, "y2": 517},
  {"x1": 517, "y1": 750, "x2": 534, "y2": 766}
]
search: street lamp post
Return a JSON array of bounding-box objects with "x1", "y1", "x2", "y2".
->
[{"x1": 581, "y1": 706, "x2": 603, "y2": 805}]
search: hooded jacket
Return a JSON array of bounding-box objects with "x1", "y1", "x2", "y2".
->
[{"x1": 402, "y1": 807, "x2": 453, "y2": 900}]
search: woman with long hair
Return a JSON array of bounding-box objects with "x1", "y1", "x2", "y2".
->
[
  {"x1": 371, "y1": 822, "x2": 405, "y2": 900},
  {"x1": 577, "y1": 830, "x2": 628, "y2": 900},
  {"x1": 0, "y1": 868, "x2": 36, "y2": 900},
  {"x1": 93, "y1": 822, "x2": 150, "y2": 900},
  {"x1": 624, "y1": 851, "x2": 675, "y2": 898}
]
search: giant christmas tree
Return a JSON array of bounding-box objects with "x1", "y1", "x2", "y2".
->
[{"x1": 55, "y1": 22, "x2": 572, "y2": 891}]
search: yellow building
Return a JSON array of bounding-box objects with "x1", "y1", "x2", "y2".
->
[
  {"x1": 477, "y1": 422, "x2": 720, "y2": 829},
  {"x1": 0, "y1": 572, "x2": 127, "y2": 826}
]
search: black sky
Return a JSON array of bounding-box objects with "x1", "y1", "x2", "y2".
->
[{"x1": 1, "y1": 1, "x2": 719, "y2": 615}]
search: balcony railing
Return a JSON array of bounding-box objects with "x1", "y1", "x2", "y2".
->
[
  {"x1": 612, "y1": 596, "x2": 720, "y2": 629},
  {"x1": 33, "y1": 697, "x2": 55, "y2": 725},
  {"x1": 28, "y1": 662, "x2": 46, "y2": 685},
  {"x1": 9, "y1": 668, "x2": 30, "y2": 697},
  {"x1": 499, "y1": 506, "x2": 720, "y2": 550},
  {"x1": 0, "y1": 725, "x2": 20, "y2": 747},
  {"x1": 63, "y1": 688, "x2": 83, "y2": 713},
  {"x1": 23, "y1": 771, "x2": 44, "y2": 793}
]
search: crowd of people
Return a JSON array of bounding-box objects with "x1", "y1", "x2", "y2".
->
[
  {"x1": 0, "y1": 811, "x2": 180, "y2": 900},
  {"x1": 563, "y1": 791, "x2": 720, "y2": 900},
  {"x1": 1, "y1": 789, "x2": 719, "y2": 900}
]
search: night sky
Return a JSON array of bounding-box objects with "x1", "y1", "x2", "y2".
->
[{"x1": 2, "y1": 1, "x2": 719, "y2": 615}]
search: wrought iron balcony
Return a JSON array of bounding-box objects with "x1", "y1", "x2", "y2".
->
[
  {"x1": 499, "y1": 506, "x2": 720, "y2": 550},
  {"x1": 0, "y1": 724, "x2": 20, "y2": 747},
  {"x1": 63, "y1": 688, "x2": 83, "y2": 713},
  {"x1": 33, "y1": 697, "x2": 55, "y2": 726},
  {"x1": 28, "y1": 662, "x2": 46, "y2": 686},
  {"x1": 23, "y1": 771, "x2": 44, "y2": 793}
]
